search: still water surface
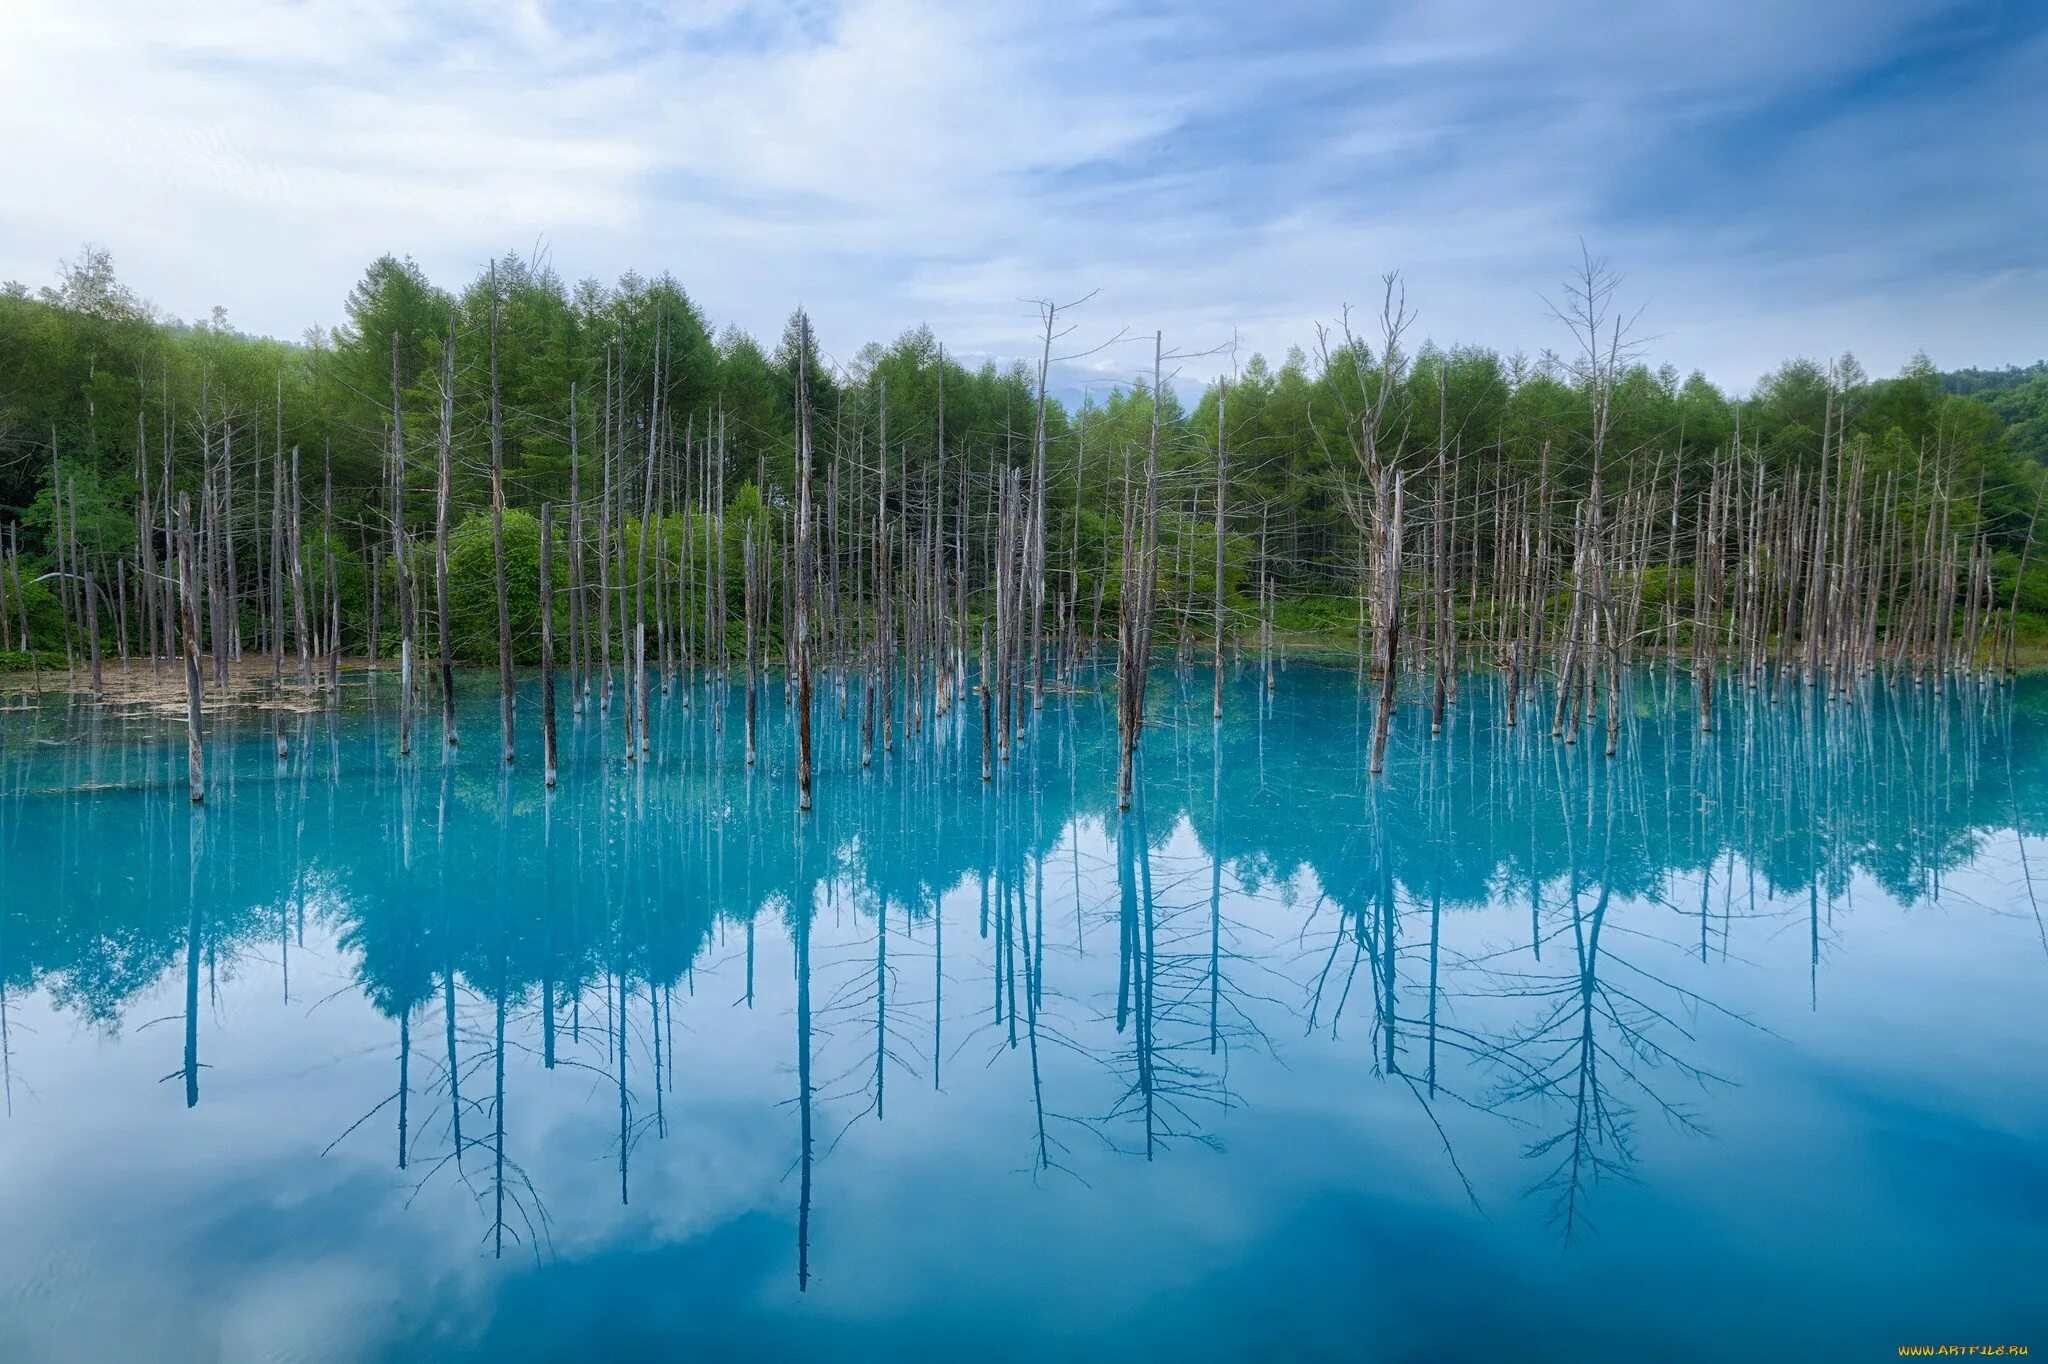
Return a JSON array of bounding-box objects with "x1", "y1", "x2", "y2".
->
[{"x1": 2, "y1": 666, "x2": 2045, "y2": 1361}]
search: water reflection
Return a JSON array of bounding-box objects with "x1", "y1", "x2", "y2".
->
[{"x1": 2, "y1": 666, "x2": 2045, "y2": 1356}]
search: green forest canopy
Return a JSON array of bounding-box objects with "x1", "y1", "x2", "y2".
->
[{"x1": 3, "y1": 247, "x2": 2044, "y2": 635}]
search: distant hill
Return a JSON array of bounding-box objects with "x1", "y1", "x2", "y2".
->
[
  {"x1": 1943, "y1": 361, "x2": 2048, "y2": 396},
  {"x1": 1947, "y1": 363, "x2": 2048, "y2": 465}
]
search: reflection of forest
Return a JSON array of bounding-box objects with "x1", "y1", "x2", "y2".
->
[{"x1": 2, "y1": 666, "x2": 2041, "y2": 1258}]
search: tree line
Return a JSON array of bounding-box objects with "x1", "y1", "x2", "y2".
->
[
  {"x1": 5, "y1": 245, "x2": 2042, "y2": 635},
  {"x1": 2, "y1": 246, "x2": 2043, "y2": 803}
]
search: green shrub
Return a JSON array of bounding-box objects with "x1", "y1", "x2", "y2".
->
[
  {"x1": 445, "y1": 508, "x2": 547, "y2": 664},
  {"x1": 0, "y1": 647, "x2": 67, "y2": 673},
  {"x1": 1272, "y1": 593, "x2": 1354, "y2": 635},
  {"x1": 0, "y1": 569, "x2": 66, "y2": 646}
]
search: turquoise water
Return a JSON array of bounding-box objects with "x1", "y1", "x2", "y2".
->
[{"x1": 2, "y1": 664, "x2": 2045, "y2": 1361}]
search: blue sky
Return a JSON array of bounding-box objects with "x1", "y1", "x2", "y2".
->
[{"x1": 2, "y1": 0, "x2": 2041, "y2": 395}]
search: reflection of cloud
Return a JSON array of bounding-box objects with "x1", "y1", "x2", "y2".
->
[
  {"x1": 2, "y1": 1, "x2": 2040, "y2": 387},
  {"x1": 4, "y1": 672, "x2": 2046, "y2": 1344},
  {"x1": 0, "y1": 915, "x2": 811, "y2": 1359}
]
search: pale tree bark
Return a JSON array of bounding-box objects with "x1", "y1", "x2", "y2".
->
[
  {"x1": 436, "y1": 317, "x2": 458, "y2": 747},
  {"x1": 489, "y1": 265, "x2": 516, "y2": 764}
]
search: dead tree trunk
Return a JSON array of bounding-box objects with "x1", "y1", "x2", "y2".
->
[
  {"x1": 540, "y1": 502, "x2": 558, "y2": 787},
  {"x1": 176, "y1": 494, "x2": 205, "y2": 804},
  {"x1": 793, "y1": 313, "x2": 818, "y2": 812},
  {"x1": 1213, "y1": 377, "x2": 1227, "y2": 721},
  {"x1": 1116, "y1": 333, "x2": 1167, "y2": 810},
  {"x1": 1369, "y1": 472, "x2": 1404, "y2": 777},
  {"x1": 288, "y1": 445, "x2": 311, "y2": 690},
  {"x1": 743, "y1": 526, "x2": 759, "y2": 768},
  {"x1": 436, "y1": 321, "x2": 458, "y2": 746},
  {"x1": 489, "y1": 267, "x2": 516, "y2": 764}
]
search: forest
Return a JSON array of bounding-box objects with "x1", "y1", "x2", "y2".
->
[{"x1": 2, "y1": 245, "x2": 2045, "y2": 802}]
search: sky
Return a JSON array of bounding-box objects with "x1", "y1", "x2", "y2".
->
[{"x1": 2, "y1": 0, "x2": 2042, "y2": 398}]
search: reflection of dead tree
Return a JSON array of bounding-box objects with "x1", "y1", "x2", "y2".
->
[
  {"x1": 1301, "y1": 778, "x2": 1490, "y2": 1209},
  {"x1": 1017, "y1": 850, "x2": 1059, "y2": 1175},
  {"x1": 319, "y1": 964, "x2": 566, "y2": 1265},
  {"x1": 603, "y1": 965, "x2": 675, "y2": 1205},
  {"x1": 0, "y1": 919, "x2": 18, "y2": 1117},
  {"x1": 160, "y1": 810, "x2": 207, "y2": 1106},
  {"x1": 323, "y1": 970, "x2": 566, "y2": 1263},
  {"x1": 795, "y1": 892, "x2": 814, "y2": 1291},
  {"x1": 603, "y1": 795, "x2": 673, "y2": 1206},
  {"x1": 1198, "y1": 728, "x2": 1295, "y2": 1061},
  {"x1": 2000, "y1": 702, "x2": 2048, "y2": 957},
  {"x1": 487, "y1": 954, "x2": 517, "y2": 1256},
  {"x1": 764, "y1": 871, "x2": 819, "y2": 1291},
  {"x1": 484, "y1": 812, "x2": 522, "y2": 1263},
  {"x1": 1004, "y1": 833, "x2": 1081, "y2": 1178},
  {"x1": 1105, "y1": 791, "x2": 1248, "y2": 1158},
  {"x1": 814, "y1": 852, "x2": 930, "y2": 1138},
  {"x1": 1474, "y1": 781, "x2": 1740, "y2": 1244},
  {"x1": 1016, "y1": 727, "x2": 1076, "y2": 1179},
  {"x1": 323, "y1": 774, "x2": 590, "y2": 1267},
  {"x1": 0, "y1": 747, "x2": 31, "y2": 1116},
  {"x1": 952, "y1": 794, "x2": 1100, "y2": 1181},
  {"x1": 1305, "y1": 790, "x2": 1418, "y2": 1074}
]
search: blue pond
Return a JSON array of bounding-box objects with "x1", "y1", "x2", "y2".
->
[{"x1": 1, "y1": 663, "x2": 2045, "y2": 1361}]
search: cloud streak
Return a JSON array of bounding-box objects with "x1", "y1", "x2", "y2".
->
[{"x1": 1, "y1": 0, "x2": 2039, "y2": 392}]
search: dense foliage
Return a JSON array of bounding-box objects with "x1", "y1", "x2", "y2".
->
[{"x1": 3, "y1": 248, "x2": 2043, "y2": 651}]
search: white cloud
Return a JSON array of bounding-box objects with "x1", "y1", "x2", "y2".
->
[{"x1": 0, "y1": 0, "x2": 2038, "y2": 392}]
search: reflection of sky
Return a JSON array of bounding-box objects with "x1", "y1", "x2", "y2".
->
[{"x1": 2, "y1": 671, "x2": 2046, "y2": 1359}]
